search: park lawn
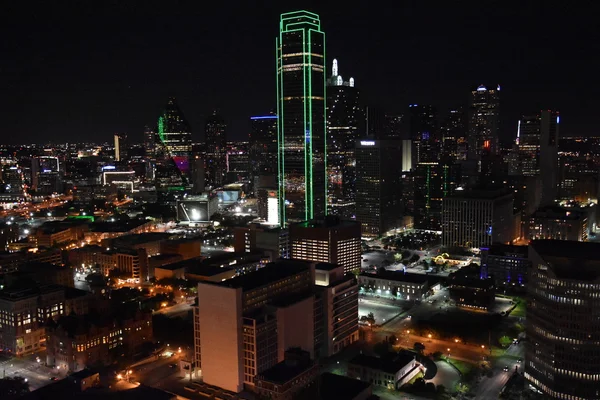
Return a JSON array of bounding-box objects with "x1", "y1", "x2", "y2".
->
[
  {"x1": 449, "y1": 359, "x2": 473, "y2": 375},
  {"x1": 510, "y1": 301, "x2": 526, "y2": 318}
]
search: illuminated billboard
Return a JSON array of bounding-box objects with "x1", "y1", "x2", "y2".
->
[
  {"x1": 177, "y1": 201, "x2": 210, "y2": 222},
  {"x1": 217, "y1": 190, "x2": 240, "y2": 205}
]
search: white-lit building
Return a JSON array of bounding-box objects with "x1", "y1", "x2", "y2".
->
[{"x1": 526, "y1": 240, "x2": 600, "y2": 399}]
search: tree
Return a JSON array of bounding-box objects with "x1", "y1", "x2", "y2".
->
[
  {"x1": 0, "y1": 377, "x2": 30, "y2": 399},
  {"x1": 499, "y1": 335, "x2": 512, "y2": 347},
  {"x1": 389, "y1": 334, "x2": 398, "y2": 344},
  {"x1": 373, "y1": 341, "x2": 389, "y2": 357},
  {"x1": 414, "y1": 342, "x2": 426, "y2": 353},
  {"x1": 366, "y1": 312, "x2": 376, "y2": 325}
]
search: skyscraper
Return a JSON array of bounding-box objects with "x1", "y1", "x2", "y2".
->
[
  {"x1": 156, "y1": 97, "x2": 192, "y2": 182},
  {"x1": 205, "y1": 110, "x2": 227, "y2": 188},
  {"x1": 326, "y1": 59, "x2": 360, "y2": 218},
  {"x1": 515, "y1": 110, "x2": 559, "y2": 206},
  {"x1": 355, "y1": 139, "x2": 403, "y2": 236},
  {"x1": 249, "y1": 113, "x2": 278, "y2": 182},
  {"x1": 526, "y1": 240, "x2": 600, "y2": 399},
  {"x1": 113, "y1": 133, "x2": 127, "y2": 162},
  {"x1": 413, "y1": 161, "x2": 461, "y2": 231},
  {"x1": 143, "y1": 125, "x2": 156, "y2": 160},
  {"x1": 441, "y1": 107, "x2": 467, "y2": 161},
  {"x1": 468, "y1": 85, "x2": 500, "y2": 159},
  {"x1": 408, "y1": 104, "x2": 438, "y2": 164},
  {"x1": 277, "y1": 10, "x2": 326, "y2": 226}
]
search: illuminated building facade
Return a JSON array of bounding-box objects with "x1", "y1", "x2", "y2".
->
[
  {"x1": 526, "y1": 240, "x2": 600, "y2": 399},
  {"x1": 355, "y1": 139, "x2": 403, "y2": 236},
  {"x1": 409, "y1": 104, "x2": 438, "y2": 164},
  {"x1": 441, "y1": 189, "x2": 515, "y2": 248},
  {"x1": 413, "y1": 161, "x2": 461, "y2": 231},
  {"x1": 113, "y1": 133, "x2": 127, "y2": 162},
  {"x1": 249, "y1": 114, "x2": 278, "y2": 183},
  {"x1": 326, "y1": 59, "x2": 360, "y2": 219},
  {"x1": 441, "y1": 107, "x2": 467, "y2": 161},
  {"x1": 276, "y1": 10, "x2": 326, "y2": 225},
  {"x1": 290, "y1": 216, "x2": 361, "y2": 275},
  {"x1": 195, "y1": 260, "x2": 316, "y2": 392},
  {"x1": 156, "y1": 97, "x2": 192, "y2": 183},
  {"x1": 468, "y1": 85, "x2": 500, "y2": 159},
  {"x1": 516, "y1": 110, "x2": 559, "y2": 205},
  {"x1": 32, "y1": 156, "x2": 62, "y2": 195},
  {"x1": 205, "y1": 111, "x2": 227, "y2": 187}
]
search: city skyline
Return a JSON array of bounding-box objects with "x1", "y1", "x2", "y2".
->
[{"x1": 2, "y1": 2, "x2": 597, "y2": 144}]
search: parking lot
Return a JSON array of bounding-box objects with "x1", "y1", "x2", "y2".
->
[
  {"x1": 0, "y1": 353, "x2": 58, "y2": 391},
  {"x1": 358, "y1": 298, "x2": 405, "y2": 326}
]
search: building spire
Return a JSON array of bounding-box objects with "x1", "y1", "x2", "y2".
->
[{"x1": 332, "y1": 58, "x2": 338, "y2": 77}]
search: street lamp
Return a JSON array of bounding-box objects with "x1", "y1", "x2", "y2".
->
[{"x1": 447, "y1": 348, "x2": 451, "y2": 358}]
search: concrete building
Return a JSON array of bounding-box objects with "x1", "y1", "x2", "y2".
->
[
  {"x1": 480, "y1": 244, "x2": 530, "y2": 290},
  {"x1": 254, "y1": 348, "x2": 319, "y2": 400},
  {"x1": 314, "y1": 263, "x2": 359, "y2": 357},
  {"x1": 67, "y1": 246, "x2": 148, "y2": 281},
  {"x1": 0, "y1": 248, "x2": 63, "y2": 272},
  {"x1": 46, "y1": 309, "x2": 152, "y2": 372},
  {"x1": 358, "y1": 271, "x2": 430, "y2": 301},
  {"x1": 289, "y1": 216, "x2": 361, "y2": 275},
  {"x1": 441, "y1": 188, "x2": 515, "y2": 249},
  {"x1": 33, "y1": 220, "x2": 89, "y2": 247},
  {"x1": 527, "y1": 205, "x2": 589, "y2": 242},
  {"x1": 448, "y1": 265, "x2": 495, "y2": 310},
  {"x1": 347, "y1": 352, "x2": 421, "y2": 390},
  {"x1": 0, "y1": 284, "x2": 66, "y2": 355},
  {"x1": 526, "y1": 240, "x2": 600, "y2": 399},
  {"x1": 195, "y1": 259, "x2": 316, "y2": 393},
  {"x1": 234, "y1": 225, "x2": 290, "y2": 259},
  {"x1": 355, "y1": 139, "x2": 403, "y2": 236},
  {"x1": 159, "y1": 237, "x2": 201, "y2": 260}
]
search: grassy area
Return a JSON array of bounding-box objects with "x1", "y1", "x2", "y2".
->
[
  {"x1": 510, "y1": 301, "x2": 526, "y2": 318},
  {"x1": 448, "y1": 358, "x2": 473, "y2": 375}
]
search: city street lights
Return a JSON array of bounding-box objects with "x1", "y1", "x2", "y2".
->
[
  {"x1": 447, "y1": 348, "x2": 451, "y2": 358},
  {"x1": 428, "y1": 334, "x2": 432, "y2": 342}
]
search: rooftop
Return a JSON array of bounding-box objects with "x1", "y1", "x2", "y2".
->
[
  {"x1": 448, "y1": 188, "x2": 512, "y2": 200},
  {"x1": 530, "y1": 240, "x2": 600, "y2": 281},
  {"x1": 531, "y1": 205, "x2": 587, "y2": 220},
  {"x1": 0, "y1": 283, "x2": 64, "y2": 301},
  {"x1": 315, "y1": 262, "x2": 339, "y2": 271},
  {"x1": 23, "y1": 382, "x2": 175, "y2": 400},
  {"x1": 485, "y1": 244, "x2": 529, "y2": 258},
  {"x1": 89, "y1": 219, "x2": 149, "y2": 233},
  {"x1": 318, "y1": 372, "x2": 372, "y2": 400},
  {"x1": 349, "y1": 352, "x2": 416, "y2": 374},
  {"x1": 292, "y1": 215, "x2": 359, "y2": 229},
  {"x1": 112, "y1": 232, "x2": 171, "y2": 246},
  {"x1": 218, "y1": 259, "x2": 312, "y2": 291},
  {"x1": 258, "y1": 350, "x2": 314, "y2": 384},
  {"x1": 360, "y1": 271, "x2": 429, "y2": 284}
]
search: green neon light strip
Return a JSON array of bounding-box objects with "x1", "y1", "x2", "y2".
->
[{"x1": 322, "y1": 30, "x2": 327, "y2": 217}]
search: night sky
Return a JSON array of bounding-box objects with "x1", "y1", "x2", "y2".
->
[{"x1": 2, "y1": 2, "x2": 597, "y2": 144}]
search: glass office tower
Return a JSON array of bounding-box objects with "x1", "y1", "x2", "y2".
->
[{"x1": 276, "y1": 10, "x2": 326, "y2": 226}]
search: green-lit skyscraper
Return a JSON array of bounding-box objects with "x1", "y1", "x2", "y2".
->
[{"x1": 276, "y1": 10, "x2": 326, "y2": 226}]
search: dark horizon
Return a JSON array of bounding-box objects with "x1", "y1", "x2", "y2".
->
[{"x1": 2, "y1": 2, "x2": 597, "y2": 144}]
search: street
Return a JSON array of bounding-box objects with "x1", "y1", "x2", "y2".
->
[{"x1": 0, "y1": 352, "x2": 60, "y2": 391}]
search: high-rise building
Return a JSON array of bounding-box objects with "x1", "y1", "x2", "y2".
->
[
  {"x1": 441, "y1": 188, "x2": 515, "y2": 248},
  {"x1": 31, "y1": 156, "x2": 62, "y2": 195},
  {"x1": 205, "y1": 111, "x2": 227, "y2": 188},
  {"x1": 526, "y1": 240, "x2": 600, "y2": 399},
  {"x1": 365, "y1": 106, "x2": 385, "y2": 139},
  {"x1": 441, "y1": 107, "x2": 467, "y2": 161},
  {"x1": 516, "y1": 110, "x2": 559, "y2": 205},
  {"x1": 526, "y1": 204, "x2": 589, "y2": 242},
  {"x1": 468, "y1": 85, "x2": 500, "y2": 159},
  {"x1": 277, "y1": 11, "x2": 326, "y2": 226},
  {"x1": 143, "y1": 125, "x2": 156, "y2": 160},
  {"x1": 249, "y1": 114, "x2": 278, "y2": 183},
  {"x1": 156, "y1": 97, "x2": 193, "y2": 183},
  {"x1": 113, "y1": 133, "x2": 127, "y2": 162},
  {"x1": 413, "y1": 161, "x2": 461, "y2": 231},
  {"x1": 289, "y1": 216, "x2": 361, "y2": 275},
  {"x1": 355, "y1": 139, "x2": 403, "y2": 236},
  {"x1": 409, "y1": 104, "x2": 438, "y2": 164},
  {"x1": 195, "y1": 260, "x2": 316, "y2": 393},
  {"x1": 384, "y1": 114, "x2": 404, "y2": 139},
  {"x1": 326, "y1": 59, "x2": 360, "y2": 219}
]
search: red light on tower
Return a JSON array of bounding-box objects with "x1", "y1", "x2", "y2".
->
[{"x1": 483, "y1": 140, "x2": 490, "y2": 149}]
